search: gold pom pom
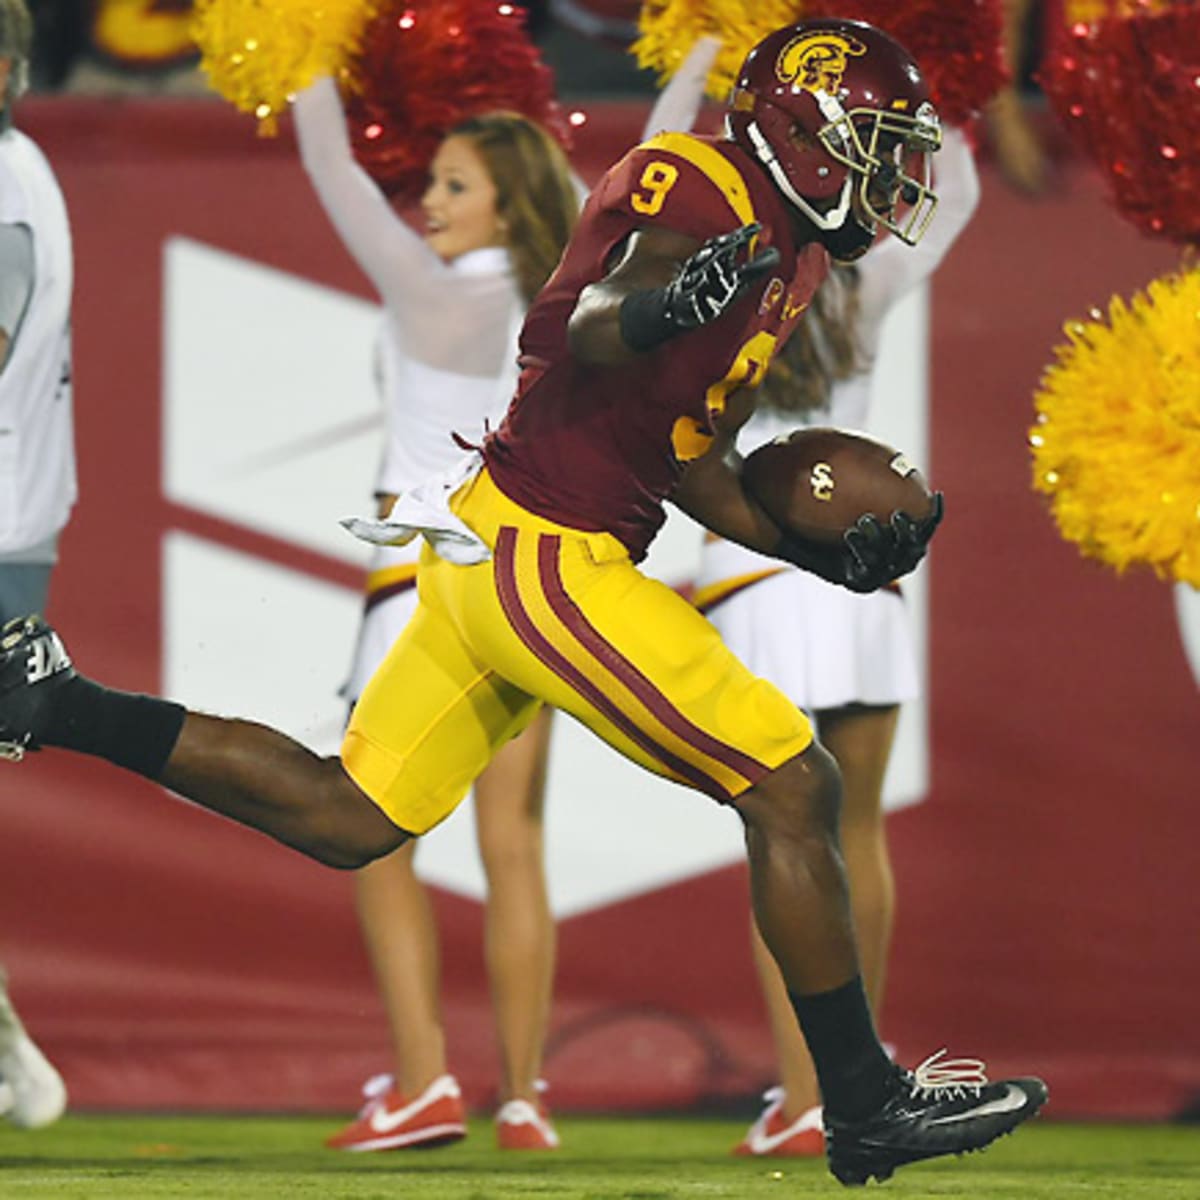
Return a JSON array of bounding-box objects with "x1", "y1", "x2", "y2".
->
[
  {"x1": 191, "y1": 0, "x2": 371, "y2": 134},
  {"x1": 1031, "y1": 266, "x2": 1200, "y2": 586},
  {"x1": 632, "y1": 0, "x2": 800, "y2": 100}
]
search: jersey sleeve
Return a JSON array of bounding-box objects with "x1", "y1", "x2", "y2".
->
[{"x1": 592, "y1": 134, "x2": 760, "y2": 247}]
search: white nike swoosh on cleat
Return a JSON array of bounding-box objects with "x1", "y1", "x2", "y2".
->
[
  {"x1": 744, "y1": 1107, "x2": 823, "y2": 1154},
  {"x1": 926, "y1": 1084, "x2": 1030, "y2": 1125},
  {"x1": 366, "y1": 1080, "x2": 460, "y2": 1134}
]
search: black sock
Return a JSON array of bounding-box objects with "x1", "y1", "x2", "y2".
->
[
  {"x1": 790, "y1": 976, "x2": 895, "y2": 1121},
  {"x1": 41, "y1": 676, "x2": 186, "y2": 780}
]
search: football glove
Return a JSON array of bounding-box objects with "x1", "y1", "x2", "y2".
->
[
  {"x1": 777, "y1": 493, "x2": 945, "y2": 594},
  {"x1": 620, "y1": 223, "x2": 781, "y2": 352},
  {"x1": 878, "y1": 492, "x2": 944, "y2": 579}
]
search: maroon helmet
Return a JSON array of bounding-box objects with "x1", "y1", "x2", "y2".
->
[{"x1": 726, "y1": 18, "x2": 941, "y2": 248}]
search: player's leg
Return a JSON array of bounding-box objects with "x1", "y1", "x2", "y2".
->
[
  {"x1": 160, "y1": 712, "x2": 408, "y2": 867},
  {"x1": 745, "y1": 916, "x2": 821, "y2": 1116},
  {"x1": 439, "y1": 474, "x2": 1045, "y2": 1183},
  {"x1": 739, "y1": 702, "x2": 900, "y2": 1148},
  {"x1": 447, "y1": 487, "x2": 877, "y2": 1074},
  {"x1": 0, "y1": 596, "x2": 477, "y2": 868},
  {"x1": 472, "y1": 705, "x2": 559, "y2": 1148},
  {"x1": 695, "y1": 559, "x2": 884, "y2": 1126},
  {"x1": 734, "y1": 745, "x2": 891, "y2": 1084},
  {"x1": 0, "y1": 611, "x2": 405, "y2": 865},
  {"x1": 818, "y1": 703, "x2": 899, "y2": 1017}
]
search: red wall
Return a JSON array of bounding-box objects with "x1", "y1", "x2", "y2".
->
[{"x1": 1, "y1": 97, "x2": 1194, "y2": 1119}]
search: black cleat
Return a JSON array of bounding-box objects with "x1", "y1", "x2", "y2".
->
[
  {"x1": 0, "y1": 614, "x2": 75, "y2": 762},
  {"x1": 825, "y1": 1051, "x2": 1049, "y2": 1187}
]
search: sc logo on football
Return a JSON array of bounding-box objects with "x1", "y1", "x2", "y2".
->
[{"x1": 810, "y1": 461, "x2": 835, "y2": 502}]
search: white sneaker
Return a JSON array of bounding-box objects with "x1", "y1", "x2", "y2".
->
[
  {"x1": 495, "y1": 1095, "x2": 560, "y2": 1150},
  {"x1": 324, "y1": 1073, "x2": 466, "y2": 1151},
  {"x1": 0, "y1": 1032, "x2": 68, "y2": 1129},
  {"x1": 733, "y1": 1087, "x2": 824, "y2": 1157}
]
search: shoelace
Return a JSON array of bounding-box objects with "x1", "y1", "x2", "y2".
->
[{"x1": 908, "y1": 1049, "x2": 989, "y2": 1101}]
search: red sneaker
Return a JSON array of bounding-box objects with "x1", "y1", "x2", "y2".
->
[
  {"x1": 495, "y1": 1094, "x2": 560, "y2": 1150},
  {"x1": 732, "y1": 1089, "x2": 824, "y2": 1157},
  {"x1": 325, "y1": 1073, "x2": 467, "y2": 1152}
]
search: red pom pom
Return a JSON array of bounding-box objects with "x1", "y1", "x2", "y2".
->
[
  {"x1": 1041, "y1": 4, "x2": 1200, "y2": 244},
  {"x1": 343, "y1": 0, "x2": 570, "y2": 201},
  {"x1": 805, "y1": 0, "x2": 1009, "y2": 126}
]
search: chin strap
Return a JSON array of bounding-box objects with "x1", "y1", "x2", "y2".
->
[{"x1": 734, "y1": 114, "x2": 855, "y2": 235}]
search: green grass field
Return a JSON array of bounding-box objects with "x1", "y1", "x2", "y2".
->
[{"x1": 1, "y1": 1116, "x2": 1196, "y2": 1199}]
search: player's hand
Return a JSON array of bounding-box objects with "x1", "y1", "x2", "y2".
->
[
  {"x1": 842, "y1": 514, "x2": 897, "y2": 592},
  {"x1": 662, "y1": 223, "x2": 781, "y2": 330},
  {"x1": 886, "y1": 491, "x2": 944, "y2": 578},
  {"x1": 618, "y1": 223, "x2": 780, "y2": 352},
  {"x1": 842, "y1": 492, "x2": 945, "y2": 591},
  {"x1": 776, "y1": 493, "x2": 945, "y2": 593}
]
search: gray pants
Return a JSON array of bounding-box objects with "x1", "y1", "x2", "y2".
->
[{"x1": 0, "y1": 563, "x2": 53, "y2": 626}]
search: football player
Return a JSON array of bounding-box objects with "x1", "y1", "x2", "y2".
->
[{"x1": 0, "y1": 18, "x2": 1044, "y2": 1184}]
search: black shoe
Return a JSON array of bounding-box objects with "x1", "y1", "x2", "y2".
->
[
  {"x1": 0, "y1": 615, "x2": 75, "y2": 761},
  {"x1": 825, "y1": 1051, "x2": 1048, "y2": 1186}
]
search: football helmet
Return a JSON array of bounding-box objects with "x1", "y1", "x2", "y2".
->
[{"x1": 726, "y1": 18, "x2": 941, "y2": 250}]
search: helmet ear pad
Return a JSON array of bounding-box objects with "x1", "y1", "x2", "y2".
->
[{"x1": 752, "y1": 99, "x2": 849, "y2": 202}]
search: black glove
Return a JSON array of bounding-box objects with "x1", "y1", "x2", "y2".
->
[
  {"x1": 880, "y1": 492, "x2": 944, "y2": 579},
  {"x1": 619, "y1": 223, "x2": 781, "y2": 352},
  {"x1": 777, "y1": 493, "x2": 945, "y2": 594}
]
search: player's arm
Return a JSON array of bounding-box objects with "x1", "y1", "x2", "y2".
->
[
  {"x1": 675, "y1": 424, "x2": 944, "y2": 593},
  {"x1": 672, "y1": 427, "x2": 787, "y2": 558},
  {"x1": 567, "y1": 226, "x2": 701, "y2": 366},
  {"x1": 568, "y1": 222, "x2": 780, "y2": 366}
]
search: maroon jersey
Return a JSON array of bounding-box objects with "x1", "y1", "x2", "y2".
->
[{"x1": 484, "y1": 132, "x2": 828, "y2": 561}]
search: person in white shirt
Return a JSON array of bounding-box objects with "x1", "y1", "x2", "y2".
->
[
  {"x1": 694, "y1": 124, "x2": 981, "y2": 1158},
  {"x1": 0, "y1": 0, "x2": 71, "y2": 1133},
  {"x1": 294, "y1": 51, "x2": 711, "y2": 1151}
]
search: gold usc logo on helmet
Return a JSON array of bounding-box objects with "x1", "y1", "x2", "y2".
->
[{"x1": 775, "y1": 32, "x2": 867, "y2": 96}]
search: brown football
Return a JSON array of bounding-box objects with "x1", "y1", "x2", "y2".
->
[{"x1": 742, "y1": 428, "x2": 935, "y2": 545}]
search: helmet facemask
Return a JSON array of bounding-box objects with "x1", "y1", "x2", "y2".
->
[{"x1": 817, "y1": 98, "x2": 941, "y2": 246}]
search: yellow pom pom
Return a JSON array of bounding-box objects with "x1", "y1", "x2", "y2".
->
[
  {"x1": 1031, "y1": 266, "x2": 1200, "y2": 586},
  {"x1": 633, "y1": 0, "x2": 801, "y2": 100},
  {"x1": 191, "y1": 0, "x2": 372, "y2": 133}
]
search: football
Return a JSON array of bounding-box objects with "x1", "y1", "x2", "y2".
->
[{"x1": 742, "y1": 428, "x2": 936, "y2": 544}]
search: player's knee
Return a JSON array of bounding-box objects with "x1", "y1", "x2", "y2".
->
[
  {"x1": 739, "y1": 739, "x2": 843, "y2": 842},
  {"x1": 311, "y1": 762, "x2": 411, "y2": 869}
]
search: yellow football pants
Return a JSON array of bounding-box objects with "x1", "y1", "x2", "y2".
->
[{"x1": 342, "y1": 467, "x2": 813, "y2": 834}]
